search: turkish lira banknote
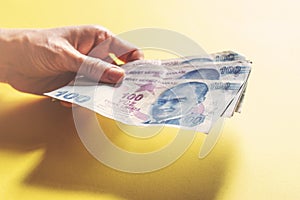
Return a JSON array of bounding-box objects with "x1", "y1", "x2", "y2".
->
[
  {"x1": 44, "y1": 51, "x2": 251, "y2": 133},
  {"x1": 121, "y1": 51, "x2": 251, "y2": 117}
]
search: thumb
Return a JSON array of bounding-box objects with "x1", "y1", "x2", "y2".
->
[{"x1": 73, "y1": 54, "x2": 125, "y2": 83}]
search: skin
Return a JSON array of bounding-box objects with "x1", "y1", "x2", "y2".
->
[{"x1": 0, "y1": 25, "x2": 143, "y2": 95}]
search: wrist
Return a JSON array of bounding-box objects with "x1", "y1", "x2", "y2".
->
[
  {"x1": 0, "y1": 29, "x2": 8, "y2": 82},
  {"x1": 0, "y1": 29, "x2": 13, "y2": 83},
  {"x1": 0, "y1": 28, "x2": 26, "y2": 83}
]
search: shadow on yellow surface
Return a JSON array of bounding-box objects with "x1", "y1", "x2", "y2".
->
[{"x1": 0, "y1": 87, "x2": 240, "y2": 200}]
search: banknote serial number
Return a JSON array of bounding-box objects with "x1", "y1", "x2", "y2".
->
[
  {"x1": 54, "y1": 91, "x2": 91, "y2": 103},
  {"x1": 215, "y1": 53, "x2": 238, "y2": 62},
  {"x1": 220, "y1": 66, "x2": 241, "y2": 75}
]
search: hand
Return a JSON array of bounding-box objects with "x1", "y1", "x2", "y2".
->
[{"x1": 0, "y1": 25, "x2": 143, "y2": 94}]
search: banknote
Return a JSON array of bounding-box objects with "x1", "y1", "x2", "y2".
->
[
  {"x1": 123, "y1": 51, "x2": 247, "y2": 67},
  {"x1": 45, "y1": 77, "x2": 244, "y2": 133},
  {"x1": 121, "y1": 53, "x2": 251, "y2": 117},
  {"x1": 44, "y1": 51, "x2": 251, "y2": 133},
  {"x1": 123, "y1": 60, "x2": 251, "y2": 81}
]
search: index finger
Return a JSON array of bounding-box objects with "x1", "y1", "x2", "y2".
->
[
  {"x1": 88, "y1": 34, "x2": 144, "y2": 64},
  {"x1": 109, "y1": 36, "x2": 144, "y2": 63}
]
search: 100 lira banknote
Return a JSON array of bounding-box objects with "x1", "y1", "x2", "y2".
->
[
  {"x1": 121, "y1": 51, "x2": 251, "y2": 117},
  {"x1": 45, "y1": 51, "x2": 251, "y2": 133}
]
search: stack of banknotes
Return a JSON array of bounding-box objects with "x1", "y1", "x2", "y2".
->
[{"x1": 45, "y1": 51, "x2": 251, "y2": 133}]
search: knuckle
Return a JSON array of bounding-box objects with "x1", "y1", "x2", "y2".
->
[{"x1": 90, "y1": 25, "x2": 113, "y2": 41}]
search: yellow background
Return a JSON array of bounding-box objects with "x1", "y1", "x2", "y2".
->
[{"x1": 1, "y1": 0, "x2": 300, "y2": 199}]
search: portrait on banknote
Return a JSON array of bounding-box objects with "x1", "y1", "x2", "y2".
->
[{"x1": 144, "y1": 82, "x2": 208, "y2": 127}]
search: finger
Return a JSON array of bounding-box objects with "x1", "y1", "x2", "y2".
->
[
  {"x1": 88, "y1": 34, "x2": 143, "y2": 64},
  {"x1": 70, "y1": 25, "x2": 143, "y2": 64},
  {"x1": 120, "y1": 49, "x2": 144, "y2": 63},
  {"x1": 109, "y1": 36, "x2": 144, "y2": 63},
  {"x1": 73, "y1": 55, "x2": 125, "y2": 83}
]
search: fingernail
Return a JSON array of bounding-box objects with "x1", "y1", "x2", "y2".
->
[{"x1": 108, "y1": 67, "x2": 125, "y2": 83}]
